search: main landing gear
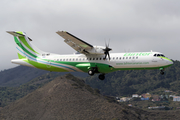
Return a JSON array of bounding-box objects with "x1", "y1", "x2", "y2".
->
[
  {"x1": 98, "y1": 74, "x2": 105, "y2": 80},
  {"x1": 88, "y1": 69, "x2": 95, "y2": 76},
  {"x1": 88, "y1": 66, "x2": 105, "y2": 80}
]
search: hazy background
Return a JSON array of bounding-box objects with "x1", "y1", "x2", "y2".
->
[{"x1": 1, "y1": 0, "x2": 180, "y2": 71}]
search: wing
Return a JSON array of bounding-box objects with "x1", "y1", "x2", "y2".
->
[{"x1": 56, "y1": 31, "x2": 93, "y2": 54}]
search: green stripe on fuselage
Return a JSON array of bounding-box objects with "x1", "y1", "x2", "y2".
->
[
  {"x1": 159, "y1": 56, "x2": 173, "y2": 62},
  {"x1": 23, "y1": 59, "x2": 68, "y2": 72}
]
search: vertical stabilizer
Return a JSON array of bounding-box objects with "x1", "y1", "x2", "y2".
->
[{"x1": 7, "y1": 31, "x2": 44, "y2": 59}]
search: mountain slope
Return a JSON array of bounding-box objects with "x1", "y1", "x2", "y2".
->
[{"x1": 0, "y1": 74, "x2": 179, "y2": 120}]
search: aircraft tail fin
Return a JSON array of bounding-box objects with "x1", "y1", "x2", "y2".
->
[{"x1": 7, "y1": 31, "x2": 44, "y2": 59}]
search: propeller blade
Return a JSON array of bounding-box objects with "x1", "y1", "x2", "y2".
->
[
  {"x1": 103, "y1": 53, "x2": 107, "y2": 60},
  {"x1": 107, "y1": 52, "x2": 110, "y2": 60},
  {"x1": 103, "y1": 40, "x2": 112, "y2": 60},
  {"x1": 107, "y1": 39, "x2": 110, "y2": 48}
]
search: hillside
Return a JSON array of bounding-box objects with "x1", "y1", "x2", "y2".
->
[
  {"x1": 0, "y1": 65, "x2": 88, "y2": 87},
  {"x1": 1, "y1": 74, "x2": 178, "y2": 120},
  {"x1": 0, "y1": 73, "x2": 59, "y2": 107},
  {"x1": 85, "y1": 60, "x2": 180, "y2": 97}
]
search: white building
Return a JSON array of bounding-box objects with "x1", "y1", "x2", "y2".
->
[
  {"x1": 173, "y1": 96, "x2": 180, "y2": 101},
  {"x1": 119, "y1": 97, "x2": 132, "y2": 102},
  {"x1": 132, "y1": 94, "x2": 139, "y2": 98}
]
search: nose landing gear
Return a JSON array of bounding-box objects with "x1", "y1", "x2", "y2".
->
[
  {"x1": 160, "y1": 70, "x2": 164, "y2": 75},
  {"x1": 159, "y1": 68, "x2": 165, "y2": 75}
]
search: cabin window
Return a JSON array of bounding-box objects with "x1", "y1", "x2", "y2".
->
[
  {"x1": 76, "y1": 58, "x2": 78, "y2": 61},
  {"x1": 79, "y1": 58, "x2": 81, "y2": 61},
  {"x1": 72, "y1": 58, "x2": 75, "y2": 61},
  {"x1": 100, "y1": 58, "x2": 102, "y2": 60},
  {"x1": 133, "y1": 57, "x2": 135, "y2": 59},
  {"x1": 69, "y1": 59, "x2": 71, "y2": 61},
  {"x1": 93, "y1": 58, "x2": 95, "y2": 60},
  {"x1": 63, "y1": 59, "x2": 65, "y2": 61},
  {"x1": 123, "y1": 57, "x2": 125, "y2": 59},
  {"x1": 57, "y1": 59, "x2": 59, "y2": 61},
  {"x1": 136, "y1": 56, "x2": 138, "y2": 59},
  {"x1": 60, "y1": 59, "x2": 62, "y2": 61},
  {"x1": 126, "y1": 57, "x2": 128, "y2": 59},
  {"x1": 116, "y1": 57, "x2": 118, "y2": 59},
  {"x1": 96, "y1": 58, "x2": 98, "y2": 60},
  {"x1": 129, "y1": 57, "x2": 131, "y2": 59},
  {"x1": 66, "y1": 59, "x2": 68, "y2": 61},
  {"x1": 154, "y1": 54, "x2": 157, "y2": 56},
  {"x1": 119, "y1": 57, "x2": 121, "y2": 60},
  {"x1": 89, "y1": 58, "x2": 91, "y2": 60},
  {"x1": 157, "y1": 54, "x2": 160, "y2": 57},
  {"x1": 83, "y1": 58, "x2": 85, "y2": 61}
]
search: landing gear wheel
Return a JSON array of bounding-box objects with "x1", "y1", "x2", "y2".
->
[
  {"x1": 159, "y1": 68, "x2": 165, "y2": 75},
  {"x1": 98, "y1": 74, "x2": 105, "y2": 80},
  {"x1": 160, "y1": 71, "x2": 164, "y2": 75},
  {"x1": 88, "y1": 70, "x2": 94, "y2": 76}
]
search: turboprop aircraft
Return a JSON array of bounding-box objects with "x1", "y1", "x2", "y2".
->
[{"x1": 7, "y1": 31, "x2": 173, "y2": 80}]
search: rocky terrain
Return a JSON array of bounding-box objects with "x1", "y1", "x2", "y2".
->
[{"x1": 0, "y1": 74, "x2": 179, "y2": 120}]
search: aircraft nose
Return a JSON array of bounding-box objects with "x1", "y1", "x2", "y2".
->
[{"x1": 166, "y1": 59, "x2": 173, "y2": 66}]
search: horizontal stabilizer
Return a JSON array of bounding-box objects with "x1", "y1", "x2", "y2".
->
[{"x1": 7, "y1": 31, "x2": 32, "y2": 41}]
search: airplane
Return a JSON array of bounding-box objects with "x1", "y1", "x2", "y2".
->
[{"x1": 7, "y1": 31, "x2": 173, "y2": 80}]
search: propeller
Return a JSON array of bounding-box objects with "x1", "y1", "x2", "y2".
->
[{"x1": 103, "y1": 40, "x2": 112, "y2": 60}]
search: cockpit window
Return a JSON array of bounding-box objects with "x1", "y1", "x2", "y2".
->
[
  {"x1": 161, "y1": 54, "x2": 165, "y2": 57},
  {"x1": 154, "y1": 54, "x2": 165, "y2": 57}
]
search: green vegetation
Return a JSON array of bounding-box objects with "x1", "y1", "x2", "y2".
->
[{"x1": 0, "y1": 73, "x2": 58, "y2": 107}]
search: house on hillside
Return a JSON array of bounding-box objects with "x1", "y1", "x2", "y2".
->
[
  {"x1": 148, "y1": 106, "x2": 165, "y2": 110},
  {"x1": 128, "y1": 104, "x2": 132, "y2": 107},
  {"x1": 141, "y1": 93, "x2": 151, "y2": 98},
  {"x1": 169, "y1": 95, "x2": 175, "y2": 98},
  {"x1": 141, "y1": 97, "x2": 149, "y2": 101},
  {"x1": 165, "y1": 90, "x2": 171, "y2": 93},
  {"x1": 145, "y1": 93, "x2": 151, "y2": 98},
  {"x1": 173, "y1": 96, "x2": 180, "y2": 101},
  {"x1": 132, "y1": 94, "x2": 139, "y2": 98},
  {"x1": 152, "y1": 95, "x2": 161, "y2": 102},
  {"x1": 119, "y1": 97, "x2": 132, "y2": 102},
  {"x1": 141, "y1": 94, "x2": 146, "y2": 98}
]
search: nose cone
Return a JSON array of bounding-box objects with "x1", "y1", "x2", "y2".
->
[
  {"x1": 165, "y1": 58, "x2": 173, "y2": 66},
  {"x1": 168, "y1": 60, "x2": 173, "y2": 65}
]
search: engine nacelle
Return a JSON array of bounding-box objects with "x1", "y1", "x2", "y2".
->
[{"x1": 87, "y1": 46, "x2": 105, "y2": 55}]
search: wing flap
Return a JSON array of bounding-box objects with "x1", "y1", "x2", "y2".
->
[{"x1": 56, "y1": 31, "x2": 93, "y2": 54}]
